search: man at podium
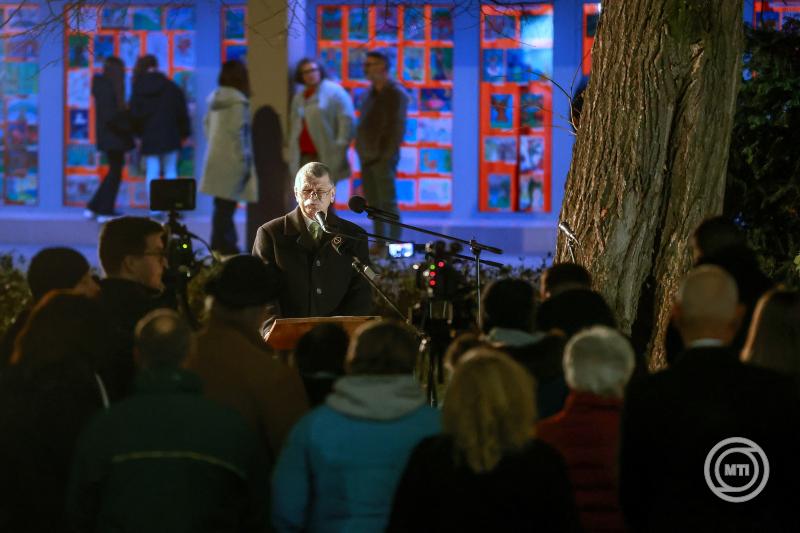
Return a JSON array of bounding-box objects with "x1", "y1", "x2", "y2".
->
[{"x1": 252, "y1": 162, "x2": 374, "y2": 318}]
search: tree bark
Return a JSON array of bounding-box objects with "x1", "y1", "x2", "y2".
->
[{"x1": 557, "y1": 0, "x2": 744, "y2": 367}]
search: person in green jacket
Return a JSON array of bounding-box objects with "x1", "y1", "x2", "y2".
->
[{"x1": 67, "y1": 309, "x2": 269, "y2": 532}]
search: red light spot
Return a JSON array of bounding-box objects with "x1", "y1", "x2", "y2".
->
[
  {"x1": 430, "y1": 280, "x2": 436, "y2": 286},
  {"x1": 430, "y1": 271, "x2": 436, "y2": 278},
  {"x1": 438, "y1": 261, "x2": 445, "y2": 268}
]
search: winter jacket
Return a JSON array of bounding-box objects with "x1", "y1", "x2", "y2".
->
[
  {"x1": 0, "y1": 360, "x2": 105, "y2": 532},
  {"x1": 288, "y1": 79, "x2": 355, "y2": 183},
  {"x1": 355, "y1": 80, "x2": 408, "y2": 165},
  {"x1": 92, "y1": 74, "x2": 134, "y2": 153},
  {"x1": 200, "y1": 87, "x2": 257, "y2": 202},
  {"x1": 185, "y1": 316, "x2": 309, "y2": 469},
  {"x1": 130, "y1": 71, "x2": 191, "y2": 155},
  {"x1": 388, "y1": 436, "x2": 582, "y2": 533},
  {"x1": 67, "y1": 368, "x2": 269, "y2": 532},
  {"x1": 538, "y1": 391, "x2": 626, "y2": 533},
  {"x1": 271, "y1": 375, "x2": 440, "y2": 533}
]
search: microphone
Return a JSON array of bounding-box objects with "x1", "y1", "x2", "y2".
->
[
  {"x1": 331, "y1": 236, "x2": 380, "y2": 281},
  {"x1": 558, "y1": 221, "x2": 579, "y2": 243},
  {"x1": 314, "y1": 211, "x2": 331, "y2": 234},
  {"x1": 348, "y1": 196, "x2": 400, "y2": 220}
]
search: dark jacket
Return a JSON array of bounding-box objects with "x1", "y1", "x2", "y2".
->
[
  {"x1": 97, "y1": 278, "x2": 176, "y2": 400},
  {"x1": 620, "y1": 346, "x2": 800, "y2": 532},
  {"x1": 355, "y1": 80, "x2": 408, "y2": 164},
  {"x1": 388, "y1": 436, "x2": 582, "y2": 533},
  {"x1": 185, "y1": 316, "x2": 309, "y2": 469},
  {"x1": 92, "y1": 74, "x2": 134, "y2": 153},
  {"x1": 130, "y1": 71, "x2": 191, "y2": 155},
  {"x1": 0, "y1": 307, "x2": 29, "y2": 371},
  {"x1": 252, "y1": 207, "x2": 374, "y2": 318},
  {"x1": 494, "y1": 332, "x2": 569, "y2": 419},
  {"x1": 67, "y1": 369, "x2": 269, "y2": 533},
  {"x1": 538, "y1": 391, "x2": 626, "y2": 533},
  {"x1": 0, "y1": 361, "x2": 104, "y2": 533}
]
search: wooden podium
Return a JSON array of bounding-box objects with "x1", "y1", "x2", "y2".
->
[{"x1": 264, "y1": 316, "x2": 380, "y2": 351}]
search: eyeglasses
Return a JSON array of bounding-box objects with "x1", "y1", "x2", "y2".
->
[
  {"x1": 301, "y1": 67, "x2": 320, "y2": 75},
  {"x1": 298, "y1": 188, "x2": 333, "y2": 200}
]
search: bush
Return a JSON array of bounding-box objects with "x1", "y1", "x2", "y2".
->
[
  {"x1": 725, "y1": 20, "x2": 800, "y2": 287},
  {"x1": 0, "y1": 253, "x2": 31, "y2": 340}
]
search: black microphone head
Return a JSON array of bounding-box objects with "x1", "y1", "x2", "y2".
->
[{"x1": 348, "y1": 196, "x2": 367, "y2": 214}]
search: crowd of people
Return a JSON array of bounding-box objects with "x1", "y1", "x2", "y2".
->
[{"x1": 0, "y1": 214, "x2": 798, "y2": 532}]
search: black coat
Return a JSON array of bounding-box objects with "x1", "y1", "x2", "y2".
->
[
  {"x1": 97, "y1": 278, "x2": 176, "y2": 400},
  {"x1": 252, "y1": 207, "x2": 374, "y2": 318},
  {"x1": 388, "y1": 436, "x2": 582, "y2": 533},
  {"x1": 129, "y1": 72, "x2": 191, "y2": 155},
  {"x1": 620, "y1": 346, "x2": 800, "y2": 532},
  {"x1": 92, "y1": 74, "x2": 134, "y2": 153}
]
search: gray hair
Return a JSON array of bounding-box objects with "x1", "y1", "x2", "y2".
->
[
  {"x1": 563, "y1": 326, "x2": 635, "y2": 397},
  {"x1": 294, "y1": 161, "x2": 331, "y2": 189}
]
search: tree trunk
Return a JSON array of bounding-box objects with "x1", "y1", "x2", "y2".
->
[{"x1": 557, "y1": 0, "x2": 744, "y2": 367}]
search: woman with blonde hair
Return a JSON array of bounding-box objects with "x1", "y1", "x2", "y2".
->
[{"x1": 388, "y1": 349, "x2": 580, "y2": 532}]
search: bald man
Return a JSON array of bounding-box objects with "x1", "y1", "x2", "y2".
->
[{"x1": 619, "y1": 266, "x2": 800, "y2": 533}]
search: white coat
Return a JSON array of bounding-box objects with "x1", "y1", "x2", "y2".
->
[
  {"x1": 200, "y1": 87, "x2": 257, "y2": 203},
  {"x1": 288, "y1": 79, "x2": 355, "y2": 183}
]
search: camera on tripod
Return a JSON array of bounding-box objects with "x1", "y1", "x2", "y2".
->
[{"x1": 150, "y1": 178, "x2": 197, "y2": 278}]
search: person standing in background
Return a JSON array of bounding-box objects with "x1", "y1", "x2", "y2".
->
[
  {"x1": 129, "y1": 54, "x2": 191, "y2": 203},
  {"x1": 288, "y1": 58, "x2": 355, "y2": 184},
  {"x1": 199, "y1": 60, "x2": 257, "y2": 255},
  {"x1": 355, "y1": 51, "x2": 408, "y2": 252},
  {"x1": 84, "y1": 56, "x2": 134, "y2": 222}
]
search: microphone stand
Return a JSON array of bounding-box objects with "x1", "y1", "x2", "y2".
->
[{"x1": 361, "y1": 213, "x2": 504, "y2": 331}]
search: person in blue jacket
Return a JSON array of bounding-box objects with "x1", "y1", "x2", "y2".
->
[{"x1": 271, "y1": 319, "x2": 440, "y2": 533}]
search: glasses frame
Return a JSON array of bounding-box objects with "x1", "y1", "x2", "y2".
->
[{"x1": 297, "y1": 187, "x2": 333, "y2": 200}]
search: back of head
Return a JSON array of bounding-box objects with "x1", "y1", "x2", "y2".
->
[
  {"x1": 443, "y1": 350, "x2": 536, "y2": 473},
  {"x1": 563, "y1": 326, "x2": 635, "y2": 398},
  {"x1": 481, "y1": 278, "x2": 535, "y2": 333},
  {"x1": 295, "y1": 323, "x2": 349, "y2": 376},
  {"x1": 743, "y1": 289, "x2": 800, "y2": 378},
  {"x1": 444, "y1": 332, "x2": 489, "y2": 371},
  {"x1": 27, "y1": 247, "x2": 91, "y2": 302},
  {"x1": 205, "y1": 254, "x2": 279, "y2": 311},
  {"x1": 133, "y1": 54, "x2": 158, "y2": 81},
  {"x1": 676, "y1": 265, "x2": 739, "y2": 332},
  {"x1": 98, "y1": 216, "x2": 164, "y2": 277},
  {"x1": 692, "y1": 216, "x2": 746, "y2": 263},
  {"x1": 218, "y1": 59, "x2": 250, "y2": 97},
  {"x1": 347, "y1": 319, "x2": 418, "y2": 375},
  {"x1": 537, "y1": 288, "x2": 616, "y2": 338},
  {"x1": 134, "y1": 309, "x2": 193, "y2": 370},
  {"x1": 12, "y1": 290, "x2": 107, "y2": 373},
  {"x1": 541, "y1": 262, "x2": 592, "y2": 299},
  {"x1": 103, "y1": 56, "x2": 126, "y2": 107}
]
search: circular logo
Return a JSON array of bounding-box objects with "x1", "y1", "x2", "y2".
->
[{"x1": 704, "y1": 437, "x2": 769, "y2": 503}]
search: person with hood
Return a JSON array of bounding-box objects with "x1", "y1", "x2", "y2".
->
[
  {"x1": 272, "y1": 319, "x2": 440, "y2": 532},
  {"x1": 288, "y1": 58, "x2": 355, "y2": 184},
  {"x1": 200, "y1": 60, "x2": 257, "y2": 255},
  {"x1": 84, "y1": 56, "x2": 134, "y2": 221},
  {"x1": 129, "y1": 54, "x2": 191, "y2": 200}
]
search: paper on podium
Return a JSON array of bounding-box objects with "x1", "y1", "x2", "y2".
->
[{"x1": 265, "y1": 316, "x2": 380, "y2": 351}]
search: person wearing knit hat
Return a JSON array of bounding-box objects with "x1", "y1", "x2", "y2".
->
[
  {"x1": 27, "y1": 247, "x2": 99, "y2": 302},
  {"x1": 185, "y1": 255, "x2": 308, "y2": 468},
  {"x1": 1, "y1": 247, "x2": 99, "y2": 370}
]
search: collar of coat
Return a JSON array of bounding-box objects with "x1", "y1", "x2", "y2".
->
[{"x1": 285, "y1": 206, "x2": 340, "y2": 252}]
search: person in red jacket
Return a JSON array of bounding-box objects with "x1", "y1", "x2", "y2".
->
[{"x1": 538, "y1": 325, "x2": 636, "y2": 533}]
